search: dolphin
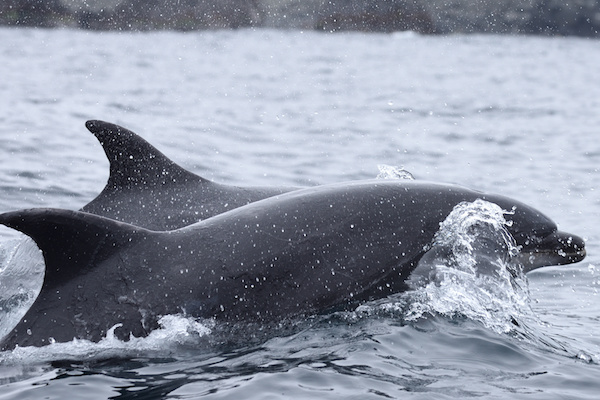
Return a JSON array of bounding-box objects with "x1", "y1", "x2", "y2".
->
[
  {"x1": 81, "y1": 120, "x2": 297, "y2": 230},
  {"x1": 0, "y1": 180, "x2": 586, "y2": 350}
]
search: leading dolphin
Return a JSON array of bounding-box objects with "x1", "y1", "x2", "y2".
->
[
  {"x1": 0, "y1": 180, "x2": 585, "y2": 349},
  {"x1": 82, "y1": 120, "x2": 297, "y2": 230}
]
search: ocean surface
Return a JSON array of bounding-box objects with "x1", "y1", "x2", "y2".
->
[{"x1": 0, "y1": 27, "x2": 599, "y2": 399}]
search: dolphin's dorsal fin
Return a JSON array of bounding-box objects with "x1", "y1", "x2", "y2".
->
[
  {"x1": 0, "y1": 208, "x2": 151, "y2": 289},
  {"x1": 85, "y1": 120, "x2": 204, "y2": 190}
]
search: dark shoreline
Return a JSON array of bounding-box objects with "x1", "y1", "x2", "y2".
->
[{"x1": 1, "y1": 0, "x2": 599, "y2": 37}]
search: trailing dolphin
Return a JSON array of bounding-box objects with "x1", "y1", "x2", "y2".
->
[
  {"x1": 0, "y1": 180, "x2": 585, "y2": 350},
  {"x1": 82, "y1": 120, "x2": 297, "y2": 230}
]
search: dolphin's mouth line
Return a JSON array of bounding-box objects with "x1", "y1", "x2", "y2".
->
[{"x1": 525, "y1": 246, "x2": 587, "y2": 260}]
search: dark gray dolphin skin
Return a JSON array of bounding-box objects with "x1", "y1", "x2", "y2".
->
[
  {"x1": 82, "y1": 120, "x2": 296, "y2": 230},
  {"x1": 0, "y1": 180, "x2": 586, "y2": 349}
]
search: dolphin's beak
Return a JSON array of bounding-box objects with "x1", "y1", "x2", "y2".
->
[{"x1": 519, "y1": 230, "x2": 586, "y2": 273}]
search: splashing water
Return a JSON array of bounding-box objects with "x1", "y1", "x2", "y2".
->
[
  {"x1": 321, "y1": 197, "x2": 595, "y2": 360},
  {"x1": 376, "y1": 164, "x2": 415, "y2": 180},
  {"x1": 0, "y1": 314, "x2": 214, "y2": 364},
  {"x1": 0, "y1": 238, "x2": 44, "y2": 341},
  {"x1": 404, "y1": 199, "x2": 536, "y2": 334}
]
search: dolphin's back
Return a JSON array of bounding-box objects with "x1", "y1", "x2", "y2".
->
[
  {"x1": 81, "y1": 120, "x2": 294, "y2": 230},
  {"x1": 0, "y1": 208, "x2": 154, "y2": 349},
  {"x1": 0, "y1": 209, "x2": 149, "y2": 284}
]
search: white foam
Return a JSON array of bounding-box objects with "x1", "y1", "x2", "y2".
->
[
  {"x1": 375, "y1": 164, "x2": 415, "y2": 180},
  {"x1": 0, "y1": 315, "x2": 214, "y2": 365}
]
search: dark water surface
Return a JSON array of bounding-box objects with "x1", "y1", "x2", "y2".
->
[{"x1": 0, "y1": 27, "x2": 599, "y2": 399}]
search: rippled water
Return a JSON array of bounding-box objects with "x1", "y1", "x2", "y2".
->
[{"x1": 0, "y1": 27, "x2": 599, "y2": 399}]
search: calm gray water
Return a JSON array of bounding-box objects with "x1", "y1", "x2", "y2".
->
[{"x1": 0, "y1": 27, "x2": 599, "y2": 399}]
